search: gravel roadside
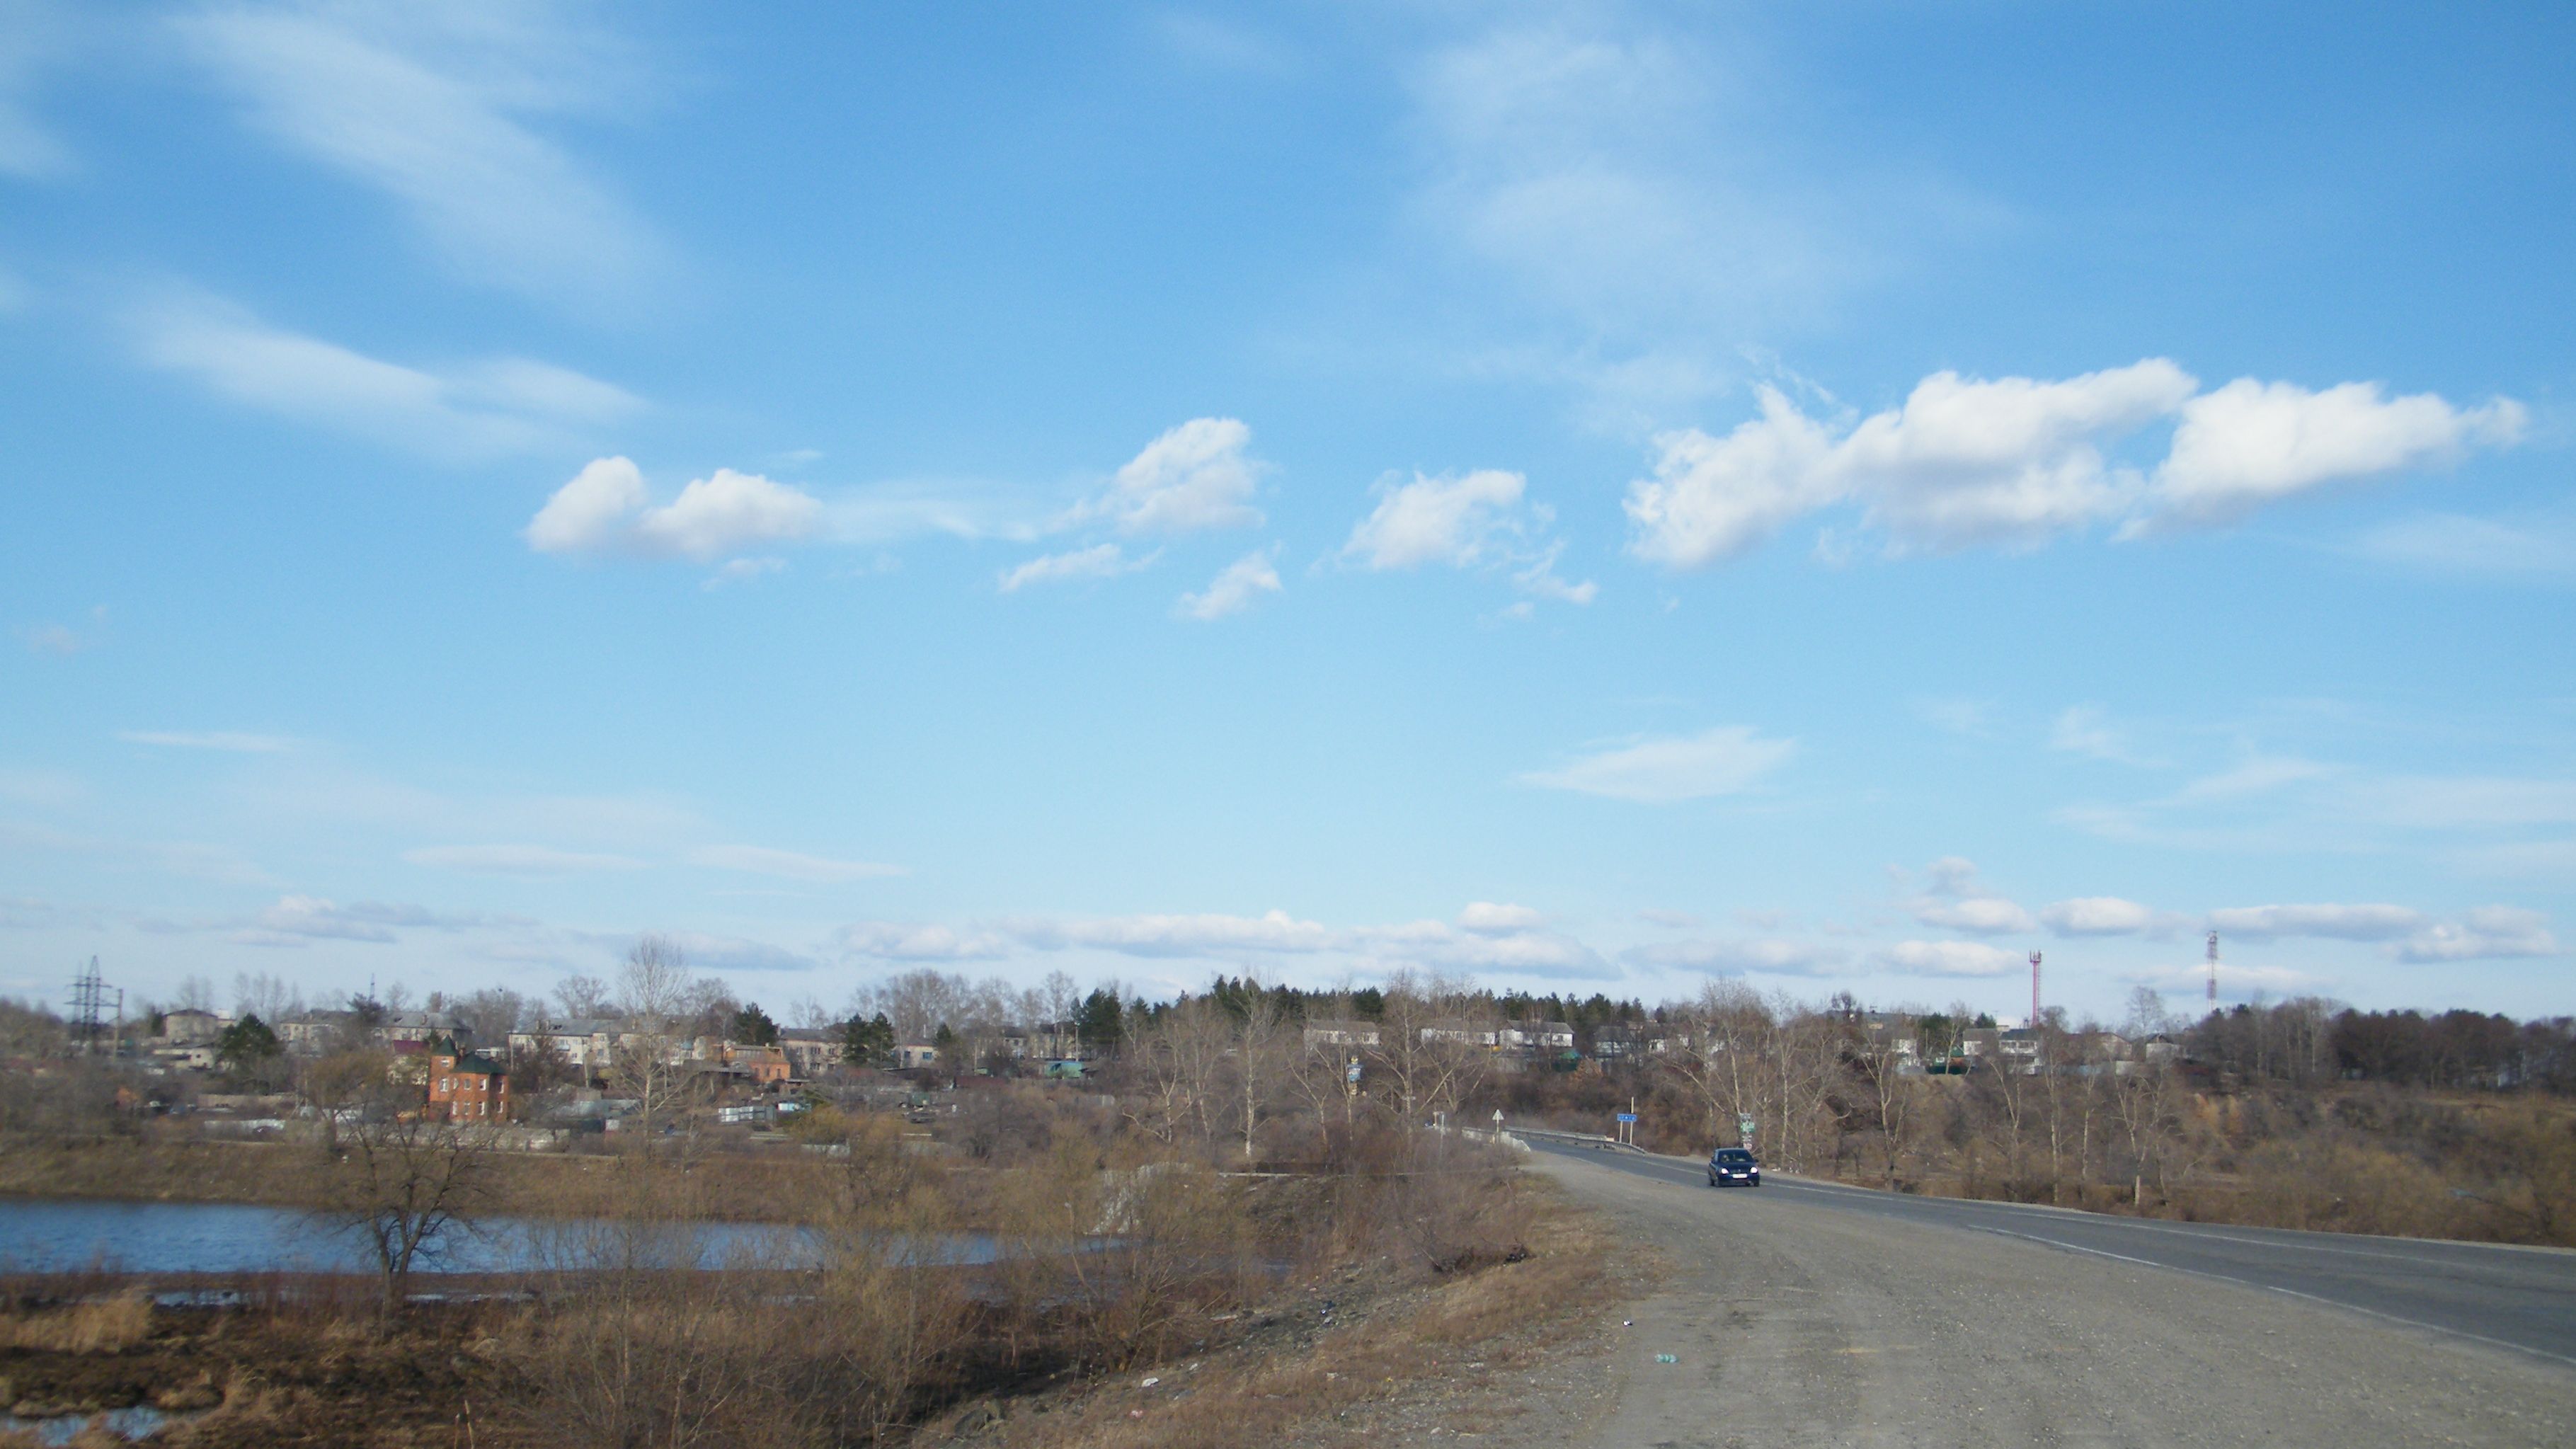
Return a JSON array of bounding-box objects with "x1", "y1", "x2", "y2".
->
[{"x1": 1504, "y1": 1152, "x2": 2576, "y2": 1449}]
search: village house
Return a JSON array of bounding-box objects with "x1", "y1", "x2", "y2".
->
[
  {"x1": 1419, "y1": 1021, "x2": 1501, "y2": 1048},
  {"x1": 160, "y1": 1007, "x2": 228, "y2": 1046},
  {"x1": 1303, "y1": 1019, "x2": 1381, "y2": 1050},
  {"x1": 425, "y1": 1037, "x2": 512, "y2": 1123},
  {"x1": 776, "y1": 1027, "x2": 840, "y2": 1078},
  {"x1": 725, "y1": 1043, "x2": 792, "y2": 1090},
  {"x1": 894, "y1": 1043, "x2": 942, "y2": 1070},
  {"x1": 1501, "y1": 1020, "x2": 1576, "y2": 1053}
]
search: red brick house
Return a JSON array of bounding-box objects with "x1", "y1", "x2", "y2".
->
[{"x1": 426, "y1": 1036, "x2": 513, "y2": 1123}]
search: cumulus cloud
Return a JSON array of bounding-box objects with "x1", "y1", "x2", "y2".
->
[
  {"x1": 2395, "y1": 907, "x2": 2558, "y2": 963},
  {"x1": 2137, "y1": 380, "x2": 2528, "y2": 533},
  {"x1": 1342, "y1": 469, "x2": 1530, "y2": 569},
  {"x1": 1082, "y1": 418, "x2": 1264, "y2": 534},
  {"x1": 1912, "y1": 897, "x2": 2037, "y2": 934},
  {"x1": 998, "y1": 543, "x2": 1154, "y2": 592},
  {"x1": 1458, "y1": 901, "x2": 1545, "y2": 934},
  {"x1": 2206, "y1": 903, "x2": 2427, "y2": 941},
  {"x1": 403, "y1": 843, "x2": 641, "y2": 875},
  {"x1": 1176, "y1": 549, "x2": 1282, "y2": 621},
  {"x1": 687, "y1": 844, "x2": 905, "y2": 883},
  {"x1": 2041, "y1": 897, "x2": 2164, "y2": 936},
  {"x1": 1623, "y1": 360, "x2": 2521, "y2": 565},
  {"x1": 1518, "y1": 725, "x2": 1794, "y2": 803},
  {"x1": 527, "y1": 457, "x2": 823, "y2": 561},
  {"x1": 1874, "y1": 939, "x2": 2024, "y2": 977},
  {"x1": 135, "y1": 291, "x2": 640, "y2": 459},
  {"x1": 1339, "y1": 469, "x2": 1597, "y2": 606}
]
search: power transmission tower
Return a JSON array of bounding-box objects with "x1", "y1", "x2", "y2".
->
[{"x1": 68, "y1": 956, "x2": 115, "y2": 1055}]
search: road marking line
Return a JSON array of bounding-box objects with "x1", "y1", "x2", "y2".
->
[{"x1": 1974, "y1": 1226, "x2": 2576, "y2": 1370}]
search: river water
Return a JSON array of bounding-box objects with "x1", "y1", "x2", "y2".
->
[{"x1": 0, "y1": 1198, "x2": 1000, "y2": 1276}]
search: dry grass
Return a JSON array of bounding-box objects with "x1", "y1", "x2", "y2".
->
[
  {"x1": 998, "y1": 1176, "x2": 1614, "y2": 1449},
  {"x1": 0, "y1": 1292, "x2": 152, "y2": 1353}
]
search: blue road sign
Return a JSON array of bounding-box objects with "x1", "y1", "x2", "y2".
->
[{"x1": 1616, "y1": 1113, "x2": 1638, "y2": 1123}]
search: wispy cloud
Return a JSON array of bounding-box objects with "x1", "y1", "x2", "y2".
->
[
  {"x1": 132, "y1": 290, "x2": 639, "y2": 459},
  {"x1": 175, "y1": 0, "x2": 662, "y2": 303},
  {"x1": 118, "y1": 730, "x2": 294, "y2": 754},
  {"x1": 527, "y1": 457, "x2": 821, "y2": 562},
  {"x1": 403, "y1": 843, "x2": 643, "y2": 876},
  {"x1": 998, "y1": 543, "x2": 1156, "y2": 593},
  {"x1": 687, "y1": 844, "x2": 905, "y2": 884},
  {"x1": 1519, "y1": 726, "x2": 1794, "y2": 804},
  {"x1": 1177, "y1": 548, "x2": 1283, "y2": 621}
]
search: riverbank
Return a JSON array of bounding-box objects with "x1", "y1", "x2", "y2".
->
[
  {"x1": 0, "y1": 1134, "x2": 841, "y2": 1225},
  {"x1": 0, "y1": 1172, "x2": 1615, "y2": 1448}
]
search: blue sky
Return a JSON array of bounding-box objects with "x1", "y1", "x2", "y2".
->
[{"x1": 4, "y1": 1, "x2": 2572, "y2": 1024}]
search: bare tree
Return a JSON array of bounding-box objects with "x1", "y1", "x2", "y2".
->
[
  {"x1": 554, "y1": 973, "x2": 613, "y2": 1021},
  {"x1": 174, "y1": 975, "x2": 216, "y2": 1013},
  {"x1": 612, "y1": 937, "x2": 696, "y2": 1145},
  {"x1": 1234, "y1": 980, "x2": 1290, "y2": 1160},
  {"x1": 232, "y1": 971, "x2": 304, "y2": 1024},
  {"x1": 317, "y1": 1089, "x2": 498, "y2": 1321}
]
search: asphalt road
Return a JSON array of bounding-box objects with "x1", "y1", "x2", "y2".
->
[
  {"x1": 1530, "y1": 1140, "x2": 2576, "y2": 1367},
  {"x1": 1518, "y1": 1141, "x2": 2576, "y2": 1448}
]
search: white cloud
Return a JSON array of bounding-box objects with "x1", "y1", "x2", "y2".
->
[
  {"x1": 2207, "y1": 903, "x2": 2427, "y2": 941},
  {"x1": 1083, "y1": 418, "x2": 1264, "y2": 535},
  {"x1": 1623, "y1": 390, "x2": 1841, "y2": 566},
  {"x1": 1623, "y1": 937, "x2": 1843, "y2": 975},
  {"x1": 2175, "y1": 756, "x2": 2335, "y2": 801},
  {"x1": 403, "y1": 843, "x2": 641, "y2": 875},
  {"x1": 837, "y1": 920, "x2": 1010, "y2": 962},
  {"x1": 134, "y1": 290, "x2": 638, "y2": 457},
  {"x1": 1177, "y1": 549, "x2": 1282, "y2": 621},
  {"x1": 1624, "y1": 360, "x2": 2522, "y2": 564},
  {"x1": 1911, "y1": 896, "x2": 2037, "y2": 935},
  {"x1": 2128, "y1": 960, "x2": 2325, "y2": 995},
  {"x1": 527, "y1": 458, "x2": 823, "y2": 561},
  {"x1": 176, "y1": 0, "x2": 660, "y2": 302},
  {"x1": 118, "y1": 730, "x2": 293, "y2": 754},
  {"x1": 1843, "y1": 361, "x2": 2196, "y2": 551},
  {"x1": 2049, "y1": 705, "x2": 2160, "y2": 767},
  {"x1": 1012, "y1": 909, "x2": 1335, "y2": 958},
  {"x1": 2139, "y1": 379, "x2": 2527, "y2": 533},
  {"x1": 688, "y1": 844, "x2": 905, "y2": 884},
  {"x1": 2395, "y1": 907, "x2": 2558, "y2": 963},
  {"x1": 1518, "y1": 726, "x2": 1794, "y2": 804},
  {"x1": 1458, "y1": 901, "x2": 1544, "y2": 934},
  {"x1": 239, "y1": 894, "x2": 495, "y2": 946},
  {"x1": 1511, "y1": 544, "x2": 1598, "y2": 605},
  {"x1": 2041, "y1": 897, "x2": 2163, "y2": 936},
  {"x1": 1874, "y1": 939, "x2": 2024, "y2": 977},
  {"x1": 2351, "y1": 512, "x2": 2576, "y2": 580},
  {"x1": 1342, "y1": 469, "x2": 1528, "y2": 569},
  {"x1": 998, "y1": 543, "x2": 1153, "y2": 592},
  {"x1": 0, "y1": 0, "x2": 72, "y2": 179}
]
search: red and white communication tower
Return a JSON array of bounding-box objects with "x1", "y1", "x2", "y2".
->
[
  {"x1": 2206, "y1": 931, "x2": 2220, "y2": 1006},
  {"x1": 2029, "y1": 951, "x2": 2042, "y2": 1026}
]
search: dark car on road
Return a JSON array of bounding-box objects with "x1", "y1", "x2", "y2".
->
[{"x1": 1707, "y1": 1147, "x2": 1761, "y2": 1187}]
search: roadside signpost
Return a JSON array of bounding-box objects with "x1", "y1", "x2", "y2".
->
[
  {"x1": 1615, "y1": 1110, "x2": 1638, "y2": 1147},
  {"x1": 1738, "y1": 1112, "x2": 1757, "y2": 1150}
]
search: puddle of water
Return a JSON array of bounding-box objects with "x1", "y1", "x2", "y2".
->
[{"x1": 0, "y1": 1404, "x2": 195, "y2": 1445}]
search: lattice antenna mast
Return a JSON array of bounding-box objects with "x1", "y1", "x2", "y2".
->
[
  {"x1": 2029, "y1": 951, "x2": 2042, "y2": 1027},
  {"x1": 2206, "y1": 932, "x2": 2220, "y2": 1007}
]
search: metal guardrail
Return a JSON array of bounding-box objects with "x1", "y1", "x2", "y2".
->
[{"x1": 1501, "y1": 1124, "x2": 1645, "y2": 1154}]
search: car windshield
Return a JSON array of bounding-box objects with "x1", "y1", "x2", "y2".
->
[{"x1": 1715, "y1": 1150, "x2": 1754, "y2": 1164}]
